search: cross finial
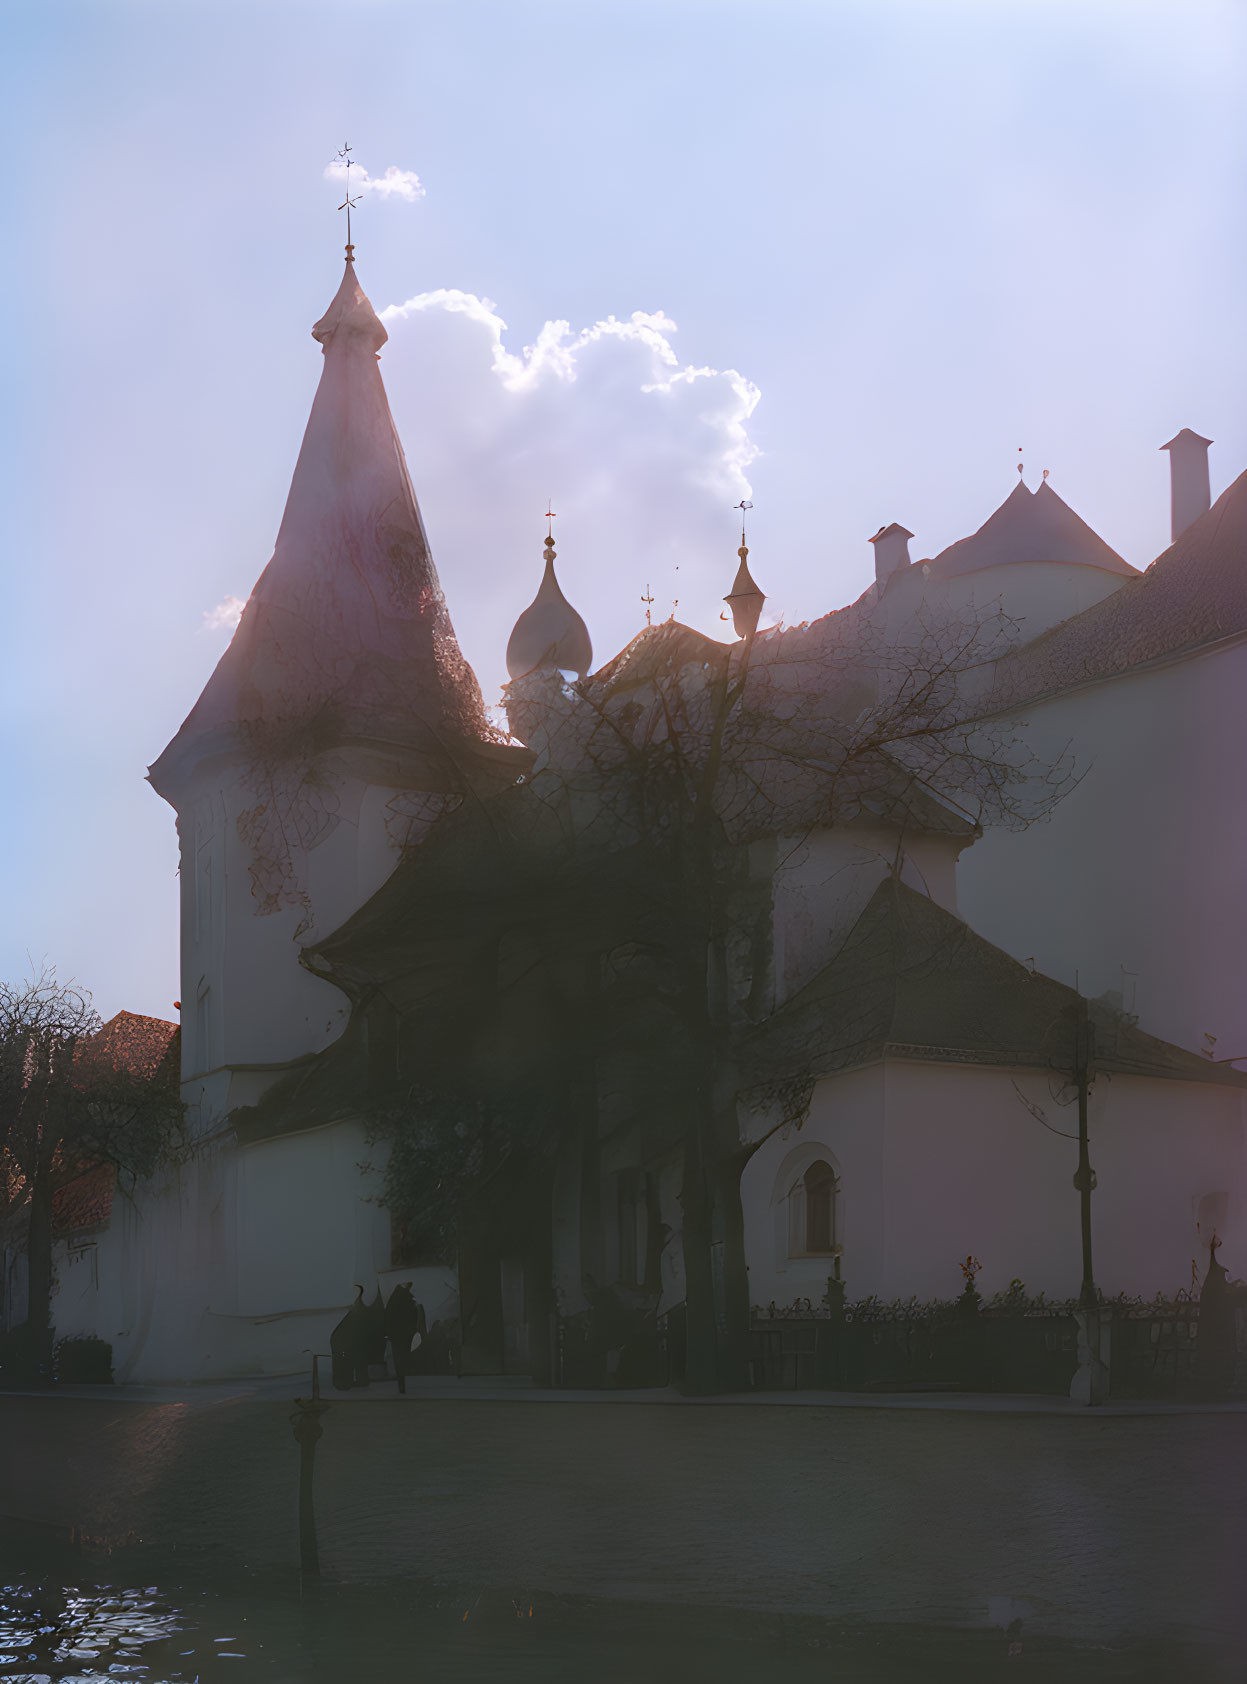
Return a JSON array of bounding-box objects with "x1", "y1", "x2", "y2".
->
[
  {"x1": 542, "y1": 502, "x2": 557, "y2": 565},
  {"x1": 337, "y1": 141, "x2": 361, "y2": 259},
  {"x1": 641, "y1": 582, "x2": 654, "y2": 627}
]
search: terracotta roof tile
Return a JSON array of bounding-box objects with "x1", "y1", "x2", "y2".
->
[
  {"x1": 52, "y1": 1163, "x2": 115, "y2": 1237},
  {"x1": 78, "y1": 1012, "x2": 180, "y2": 1084}
]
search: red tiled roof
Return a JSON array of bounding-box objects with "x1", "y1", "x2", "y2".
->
[
  {"x1": 52, "y1": 1163, "x2": 115, "y2": 1238},
  {"x1": 77, "y1": 1012, "x2": 180, "y2": 1084},
  {"x1": 986, "y1": 468, "x2": 1247, "y2": 711}
]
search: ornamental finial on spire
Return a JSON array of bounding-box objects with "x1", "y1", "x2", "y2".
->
[{"x1": 337, "y1": 141, "x2": 361, "y2": 261}]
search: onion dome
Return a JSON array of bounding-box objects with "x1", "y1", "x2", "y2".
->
[{"x1": 506, "y1": 528, "x2": 593, "y2": 681}]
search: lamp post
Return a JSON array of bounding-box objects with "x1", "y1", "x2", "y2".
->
[
  {"x1": 290, "y1": 1353, "x2": 332, "y2": 1580},
  {"x1": 1071, "y1": 994, "x2": 1098, "y2": 1312},
  {"x1": 1063, "y1": 997, "x2": 1108, "y2": 1404}
]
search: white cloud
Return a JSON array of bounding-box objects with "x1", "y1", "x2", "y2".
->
[
  {"x1": 323, "y1": 159, "x2": 426, "y2": 202},
  {"x1": 202, "y1": 594, "x2": 245, "y2": 632},
  {"x1": 376, "y1": 290, "x2": 762, "y2": 694}
]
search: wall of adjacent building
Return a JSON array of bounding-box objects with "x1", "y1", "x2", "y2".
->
[
  {"x1": 881, "y1": 559, "x2": 1130, "y2": 650},
  {"x1": 957, "y1": 640, "x2": 1246, "y2": 1055}
]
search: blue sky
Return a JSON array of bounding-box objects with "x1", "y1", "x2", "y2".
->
[{"x1": 2, "y1": 0, "x2": 1244, "y2": 1022}]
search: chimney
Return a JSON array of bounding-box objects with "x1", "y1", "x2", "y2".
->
[
  {"x1": 1160, "y1": 429, "x2": 1212, "y2": 543},
  {"x1": 869, "y1": 523, "x2": 913, "y2": 588}
]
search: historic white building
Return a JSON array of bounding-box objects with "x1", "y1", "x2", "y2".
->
[{"x1": 39, "y1": 258, "x2": 1247, "y2": 1383}]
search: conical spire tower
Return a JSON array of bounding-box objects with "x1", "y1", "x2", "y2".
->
[{"x1": 151, "y1": 258, "x2": 489, "y2": 799}]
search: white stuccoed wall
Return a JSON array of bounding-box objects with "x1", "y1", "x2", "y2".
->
[
  {"x1": 177, "y1": 760, "x2": 414, "y2": 1084},
  {"x1": 52, "y1": 1123, "x2": 458, "y2": 1383},
  {"x1": 742, "y1": 1060, "x2": 1244, "y2": 1308},
  {"x1": 232, "y1": 1120, "x2": 389, "y2": 1316},
  {"x1": 880, "y1": 560, "x2": 1130, "y2": 649},
  {"x1": 957, "y1": 641, "x2": 1246, "y2": 1054}
]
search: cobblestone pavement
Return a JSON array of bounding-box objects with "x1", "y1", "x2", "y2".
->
[{"x1": 1, "y1": 1393, "x2": 1243, "y2": 1666}]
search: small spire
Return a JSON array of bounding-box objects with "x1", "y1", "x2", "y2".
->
[{"x1": 723, "y1": 501, "x2": 765, "y2": 641}]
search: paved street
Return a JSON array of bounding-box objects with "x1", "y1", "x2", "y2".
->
[{"x1": 1, "y1": 1389, "x2": 1243, "y2": 1666}]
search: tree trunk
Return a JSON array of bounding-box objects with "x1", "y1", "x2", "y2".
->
[
  {"x1": 713, "y1": 1152, "x2": 754, "y2": 1393},
  {"x1": 679, "y1": 1128, "x2": 718, "y2": 1394},
  {"x1": 25, "y1": 1159, "x2": 55, "y2": 1381}
]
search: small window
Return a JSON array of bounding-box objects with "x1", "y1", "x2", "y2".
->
[{"x1": 788, "y1": 1160, "x2": 839, "y2": 1257}]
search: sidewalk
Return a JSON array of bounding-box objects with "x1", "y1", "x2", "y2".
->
[
  {"x1": 1, "y1": 1384, "x2": 1243, "y2": 1641},
  {"x1": 5, "y1": 1371, "x2": 1245, "y2": 1414}
]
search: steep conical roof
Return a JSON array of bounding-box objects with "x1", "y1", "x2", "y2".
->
[
  {"x1": 987, "y1": 466, "x2": 1247, "y2": 709},
  {"x1": 926, "y1": 478, "x2": 1135, "y2": 582},
  {"x1": 150, "y1": 260, "x2": 489, "y2": 800},
  {"x1": 505, "y1": 532, "x2": 593, "y2": 680}
]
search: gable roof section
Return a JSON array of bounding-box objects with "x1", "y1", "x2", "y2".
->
[
  {"x1": 79, "y1": 1012, "x2": 180, "y2": 1083},
  {"x1": 985, "y1": 468, "x2": 1247, "y2": 711},
  {"x1": 748, "y1": 876, "x2": 1247, "y2": 1088}
]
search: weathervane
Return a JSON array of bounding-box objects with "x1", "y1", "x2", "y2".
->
[
  {"x1": 641, "y1": 583, "x2": 654, "y2": 627},
  {"x1": 545, "y1": 502, "x2": 557, "y2": 539},
  {"x1": 734, "y1": 499, "x2": 754, "y2": 543},
  {"x1": 337, "y1": 141, "x2": 361, "y2": 260}
]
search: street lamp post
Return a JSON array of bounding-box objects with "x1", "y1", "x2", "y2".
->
[
  {"x1": 1072, "y1": 994, "x2": 1097, "y2": 1312},
  {"x1": 290, "y1": 1353, "x2": 332, "y2": 1581},
  {"x1": 1065, "y1": 995, "x2": 1108, "y2": 1404}
]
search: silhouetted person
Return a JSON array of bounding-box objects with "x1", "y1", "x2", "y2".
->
[
  {"x1": 364, "y1": 1286, "x2": 387, "y2": 1366},
  {"x1": 384, "y1": 1281, "x2": 424, "y2": 1393},
  {"x1": 329, "y1": 1285, "x2": 370, "y2": 1389}
]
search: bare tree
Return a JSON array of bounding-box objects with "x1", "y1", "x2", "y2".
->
[
  {"x1": 329, "y1": 597, "x2": 1073, "y2": 1392},
  {"x1": 0, "y1": 967, "x2": 185, "y2": 1379}
]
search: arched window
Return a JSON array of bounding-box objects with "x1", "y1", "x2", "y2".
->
[{"x1": 788, "y1": 1159, "x2": 839, "y2": 1257}]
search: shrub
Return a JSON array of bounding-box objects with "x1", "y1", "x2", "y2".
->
[{"x1": 53, "y1": 1335, "x2": 113, "y2": 1385}]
